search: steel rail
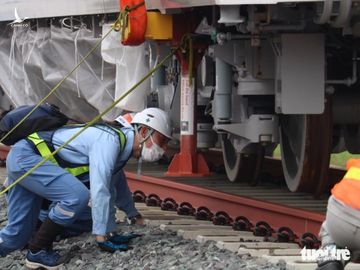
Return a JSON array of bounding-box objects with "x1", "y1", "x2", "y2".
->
[{"x1": 126, "y1": 171, "x2": 325, "y2": 238}]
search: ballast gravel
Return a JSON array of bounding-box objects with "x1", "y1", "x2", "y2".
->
[{"x1": 0, "y1": 192, "x2": 287, "y2": 270}]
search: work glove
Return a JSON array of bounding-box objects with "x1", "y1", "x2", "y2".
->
[
  {"x1": 108, "y1": 232, "x2": 143, "y2": 245},
  {"x1": 97, "y1": 240, "x2": 131, "y2": 253}
]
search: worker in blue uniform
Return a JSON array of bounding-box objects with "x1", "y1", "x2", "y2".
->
[
  {"x1": 0, "y1": 107, "x2": 172, "y2": 270},
  {"x1": 36, "y1": 168, "x2": 143, "y2": 238},
  {"x1": 37, "y1": 115, "x2": 144, "y2": 237}
]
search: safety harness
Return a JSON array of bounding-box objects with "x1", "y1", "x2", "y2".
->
[{"x1": 26, "y1": 124, "x2": 127, "y2": 179}]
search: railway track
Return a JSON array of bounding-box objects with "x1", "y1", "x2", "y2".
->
[
  {"x1": 123, "y1": 156, "x2": 359, "y2": 269},
  {"x1": 118, "y1": 203, "x2": 359, "y2": 270},
  {"x1": 0, "y1": 155, "x2": 357, "y2": 268},
  {"x1": 125, "y1": 157, "x2": 342, "y2": 238},
  {"x1": 0, "y1": 151, "x2": 353, "y2": 266}
]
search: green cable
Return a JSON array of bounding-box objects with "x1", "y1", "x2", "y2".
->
[
  {"x1": 179, "y1": 35, "x2": 194, "y2": 86},
  {"x1": 188, "y1": 37, "x2": 194, "y2": 87},
  {"x1": 118, "y1": 2, "x2": 145, "y2": 42}
]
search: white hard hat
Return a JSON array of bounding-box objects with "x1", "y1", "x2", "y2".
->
[{"x1": 131, "y1": 107, "x2": 172, "y2": 139}]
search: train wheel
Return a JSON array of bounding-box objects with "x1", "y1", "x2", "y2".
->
[
  {"x1": 246, "y1": 145, "x2": 265, "y2": 186},
  {"x1": 279, "y1": 101, "x2": 332, "y2": 194},
  {"x1": 280, "y1": 115, "x2": 309, "y2": 191},
  {"x1": 221, "y1": 135, "x2": 242, "y2": 182},
  {"x1": 314, "y1": 97, "x2": 333, "y2": 196},
  {"x1": 221, "y1": 135, "x2": 264, "y2": 183}
]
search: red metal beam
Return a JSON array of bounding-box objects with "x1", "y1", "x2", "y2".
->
[
  {"x1": 165, "y1": 30, "x2": 210, "y2": 177},
  {"x1": 126, "y1": 171, "x2": 325, "y2": 238}
]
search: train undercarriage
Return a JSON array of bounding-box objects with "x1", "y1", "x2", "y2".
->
[{"x1": 0, "y1": 0, "x2": 359, "y2": 195}]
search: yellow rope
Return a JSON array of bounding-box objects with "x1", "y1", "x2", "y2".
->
[
  {"x1": 180, "y1": 35, "x2": 194, "y2": 86},
  {"x1": 188, "y1": 37, "x2": 194, "y2": 87},
  {"x1": 116, "y1": 1, "x2": 145, "y2": 40}
]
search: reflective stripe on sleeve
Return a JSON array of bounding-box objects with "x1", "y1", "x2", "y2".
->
[{"x1": 344, "y1": 167, "x2": 360, "y2": 181}]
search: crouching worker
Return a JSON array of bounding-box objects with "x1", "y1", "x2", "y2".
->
[
  {"x1": 37, "y1": 168, "x2": 144, "y2": 238},
  {"x1": 0, "y1": 107, "x2": 172, "y2": 269},
  {"x1": 317, "y1": 158, "x2": 360, "y2": 270}
]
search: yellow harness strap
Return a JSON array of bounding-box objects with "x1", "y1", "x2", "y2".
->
[
  {"x1": 344, "y1": 167, "x2": 360, "y2": 181},
  {"x1": 27, "y1": 133, "x2": 58, "y2": 165},
  {"x1": 27, "y1": 133, "x2": 89, "y2": 177}
]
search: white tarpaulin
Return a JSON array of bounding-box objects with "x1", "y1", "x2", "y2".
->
[
  {"x1": 101, "y1": 23, "x2": 149, "y2": 112},
  {"x1": 0, "y1": 22, "x2": 150, "y2": 121}
]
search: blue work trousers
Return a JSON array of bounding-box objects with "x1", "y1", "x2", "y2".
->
[
  {"x1": 38, "y1": 169, "x2": 139, "y2": 237},
  {"x1": 0, "y1": 141, "x2": 90, "y2": 256},
  {"x1": 0, "y1": 142, "x2": 138, "y2": 257}
]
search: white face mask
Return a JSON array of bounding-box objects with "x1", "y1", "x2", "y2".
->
[{"x1": 141, "y1": 135, "x2": 165, "y2": 162}]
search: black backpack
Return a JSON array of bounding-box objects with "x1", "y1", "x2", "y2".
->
[{"x1": 0, "y1": 103, "x2": 69, "y2": 146}]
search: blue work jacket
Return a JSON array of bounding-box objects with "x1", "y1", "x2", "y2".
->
[{"x1": 47, "y1": 124, "x2": 134, "y2": 235}]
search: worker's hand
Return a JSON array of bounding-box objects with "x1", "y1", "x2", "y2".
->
[
  {"x1": 97, "y1": 240, "x2": 132, "y2": 253},
  {"x1": 108, "y1": 232, "x2": 143, "y2": 245}
]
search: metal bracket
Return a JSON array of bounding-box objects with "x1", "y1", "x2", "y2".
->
[{"x1": 214, "y1": 114, "x2": 279, "y2": 143}]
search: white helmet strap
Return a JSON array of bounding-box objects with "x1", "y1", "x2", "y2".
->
[{"x1": 136, "y1": 124, "x2": 154, "y2": 144}]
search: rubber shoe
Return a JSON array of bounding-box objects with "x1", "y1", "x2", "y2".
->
[
  {"x1": 97, "y1": 240, "x2": 132, "y2": 253},
  {"x1": 108, "y1": 233, "x2": 143, "y2": 245},
  {"x1": 25, "y1": 249, "x2": 64, "y2": 270},
  {"x1": 316, "y1": 260, "x2": 344, "y2": 270}
]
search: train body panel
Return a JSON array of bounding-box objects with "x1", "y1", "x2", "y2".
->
[
  {"x1": 145, "y1": 0, "x2": 326, "y2": 11},
  {"x1": 0, "y1": 0, "x2": 118, "y2": 21},
  {"x1": 0, "y1": 0, "x2": 346, "y2": 21}
]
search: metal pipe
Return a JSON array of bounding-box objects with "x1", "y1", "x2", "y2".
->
[
  {"x1": 258, "y1": 22, "x2": 306, "y2": 31},
  {"x1": 332, "y1": 0, "x2": 352, "y2": 28},
  {"x1": 218, "y1": 5, "x2": 244, "y2": 24},
  {"x1": 216, "y1": 22, "x2": 305, "y2": 45},
  {"x1": 315, "y1": 0, "x2": 334, "y2": 24},
  {"x1": 216, "y1": 32, "x2": 252, "y2": 45},
  {"x1": 215, "y1": 58, "x2": 232, "y2": 124}
]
